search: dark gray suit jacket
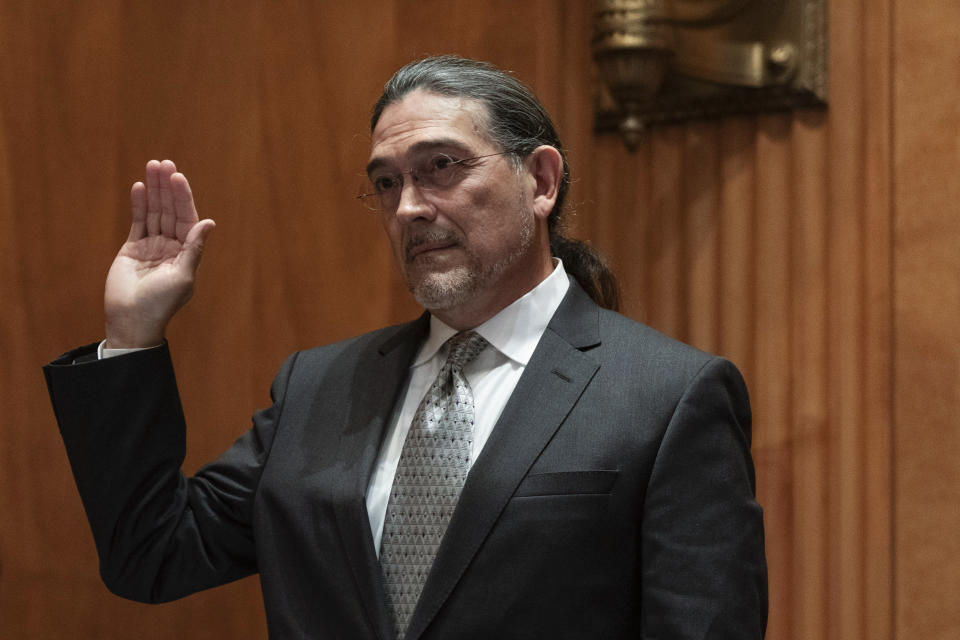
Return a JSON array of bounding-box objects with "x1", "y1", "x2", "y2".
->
[{"x1": 44, "y1": 282, "x2": 767, "y2": 639}]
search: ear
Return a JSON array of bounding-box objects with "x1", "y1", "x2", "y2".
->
[{"x1": 524, "y1": 145, "x2": 564, "y2": 222}]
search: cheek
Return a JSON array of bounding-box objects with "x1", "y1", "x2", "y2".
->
[
  {"x1": 455, "y1": 186, "x2": 516, "y2": 235},
  {"x1": 381, "y1": 219, "x2": 405, "y2": 260}
]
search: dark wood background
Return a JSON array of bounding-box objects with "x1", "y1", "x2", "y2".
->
[{"x1": 2, "y1": 1, "x2": 957, "y2": 638}]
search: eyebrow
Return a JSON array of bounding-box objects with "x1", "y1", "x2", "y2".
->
[{"x1": 365, "y1": 138, "x2": 472, "y2": 177}]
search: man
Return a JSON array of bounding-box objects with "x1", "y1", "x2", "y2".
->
[{"x1": 45, "y1": 56, "x2": 767, "y2": 639}]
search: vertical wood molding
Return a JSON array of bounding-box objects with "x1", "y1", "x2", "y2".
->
[
  {"x1": 791, "y1": 109, "x2": 831, "y2": 640},
  {"x1": 684, "y1": 121, "x2": 721, "y2": 352},
  {"x1": 718, "y1": 117, "x2": 758, "y2": 379},
  {"x1": 647, "y1": 128, "x2": 687, "y2": 336},
  {"x1": 827, "y1": 4, "x2": 867, "y2": 638},
  {"x1": 754, "y1": 112, "x2": 795, "y2": 640},
  {"x1": 862, "y1": 1, "x2": 894, "y2": 638}
]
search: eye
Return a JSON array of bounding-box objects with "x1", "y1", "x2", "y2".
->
[
  {"x1": 371, "y1": 175, "x2": 399, "y2": 194},
  {"x1": 429, "y1": 153, "x2": 458, "y2": 172}
]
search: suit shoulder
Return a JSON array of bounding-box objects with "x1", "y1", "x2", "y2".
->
[
  {"x1": 597, "y1": 308, "x2": 710, "y2": 362},
  {"x1": 593, "y1": 308, "x2": 744, "y2": 391}
]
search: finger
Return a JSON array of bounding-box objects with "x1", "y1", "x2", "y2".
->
[
  {"x1": 178, "y1": 218, "x2": 216, "y2": 275},
  {"x1": 158, "y1": 159, "x2": 178, "y2": 238},
  {"x1": 170, "y1": 172, "x2": 200, "y2": 242},
  {"x1": 145, "y1": 159, "x2": 162, "y2": 236},
  {"x1": 129, "y1": 181, "x2": 147, "y2": 241}
]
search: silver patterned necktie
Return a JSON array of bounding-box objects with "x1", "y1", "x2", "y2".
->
[{"x1": 380, "y1": 330, "x2": 489, "y2": 639}]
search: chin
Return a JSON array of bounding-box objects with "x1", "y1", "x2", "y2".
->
[{"x1": 408, "y1": 267, "x2": 479, "y2": 311}]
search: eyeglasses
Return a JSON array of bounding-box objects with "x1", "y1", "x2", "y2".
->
[{"x1": 357, "y1": 151, "x2": 510, "y2": 212}]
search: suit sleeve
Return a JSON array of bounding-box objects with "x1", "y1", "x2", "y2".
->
[
  {"x1": 640, "y1": 357, "x2": 768, "y2": 639},
  {"x1": 43, "y1": 342, "x2": 297, "y2": 603}
]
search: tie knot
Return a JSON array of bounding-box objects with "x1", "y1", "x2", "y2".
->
[{"x1": 444, "y1": 331, "x2": 488, "y2": 370}]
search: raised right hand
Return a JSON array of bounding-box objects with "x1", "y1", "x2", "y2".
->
[{"x1": 104, "y1": 160, "x2": 216, "y2": 348}]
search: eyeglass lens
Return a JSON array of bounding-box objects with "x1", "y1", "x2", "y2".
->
[{"x1": 358, "y1": 152, "x2": 507, "y2": 211}]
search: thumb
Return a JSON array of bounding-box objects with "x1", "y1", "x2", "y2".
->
[{"x1": 180, "y1": 219, "x2": 216, "y2": 274}]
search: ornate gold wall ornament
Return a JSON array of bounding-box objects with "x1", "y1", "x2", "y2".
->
[{"x1": 593, "y1": 0, "x2": 828, "y2": 150}]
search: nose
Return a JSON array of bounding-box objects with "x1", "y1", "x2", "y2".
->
[{"x1": 394, "y1": 179, "x2": 436, "y2": 224}]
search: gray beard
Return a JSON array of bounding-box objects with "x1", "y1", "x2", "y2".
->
[
  {"x1": 408, "y1": 210, "x2": 534, "y2": 312},
  {"x1": 410, "y1": 265, "x2": 481, "y2": 310}
]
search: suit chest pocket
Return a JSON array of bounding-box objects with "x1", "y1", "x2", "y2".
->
[{"x1": 513, "y1": 469, "x2": 618, "y2": 498}]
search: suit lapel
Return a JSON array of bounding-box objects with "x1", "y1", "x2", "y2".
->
[
  {"x1": 329, "y1": 314, "x2": 430, "y2": 640},
  {"x1": 404, "y1": 284, "x2": 602, "y2": 640}
]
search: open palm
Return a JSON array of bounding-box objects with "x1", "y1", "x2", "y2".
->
[{"x1": 104, "y1": 160, "x2": 215, "y2": 347}]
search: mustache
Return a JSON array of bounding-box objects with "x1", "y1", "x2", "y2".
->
[{"x1": 404, "y1": 227, "x2": 462, "y2": 261}]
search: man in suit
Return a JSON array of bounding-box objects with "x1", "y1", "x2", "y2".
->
[{"x1": 45, "y1": 56, "x2": 767, "y2": 639}]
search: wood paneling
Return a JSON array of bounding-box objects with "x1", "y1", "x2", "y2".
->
[
  {"x1": 2, "y1": 1, "x2": 956, "y2": 639},
  {"x1": 893, "y1": 2, "x2": 960, "y2": 639}
]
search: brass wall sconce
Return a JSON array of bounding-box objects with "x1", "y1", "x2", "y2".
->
[{"x1": 593, "y1": 0, "x2": 828, "y2": 150}]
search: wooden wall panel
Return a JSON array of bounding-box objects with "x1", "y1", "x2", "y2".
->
[
  {"x1": 893, "y1": 2, "x2": 960, "y2": 639},
  {"x1": 861, "y1": 1, "x2": 894, "y2": 638}
]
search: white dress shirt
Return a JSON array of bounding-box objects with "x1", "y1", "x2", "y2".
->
[{"x1": 365, "y1": 260, "x2": 570, "y2": 554}]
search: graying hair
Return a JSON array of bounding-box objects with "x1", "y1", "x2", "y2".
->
[{"x1": 371, "y1": 56, "x2": 620, "y2": 311}]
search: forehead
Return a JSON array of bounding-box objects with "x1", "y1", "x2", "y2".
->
[{"x1": 368, "y1": 90, "x2": 492, "y2": 163}]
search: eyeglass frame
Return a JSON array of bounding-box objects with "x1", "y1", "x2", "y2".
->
[{"x1": 356, "y1": 150, "x2": 513, "y2": 212}]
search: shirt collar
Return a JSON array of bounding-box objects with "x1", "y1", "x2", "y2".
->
[{"x1": 413, "y1": 259, "x2": 571, "y2": 367}]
